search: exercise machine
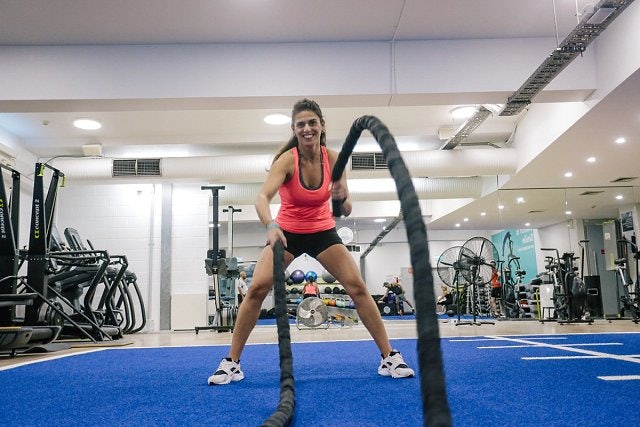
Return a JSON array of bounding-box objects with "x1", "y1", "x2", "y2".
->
[
  {"x1": 503, "y1": 256, "x2": 529, "y2": 318},
  {"x1": 539, "y1": 248, "x2": 591, "y2": 325},
  {"x1": 614, "y1": 238, "x2": 639, "y2": 323},
  {"x1": 195, "y1": 186, "x2": 240, "y2": 334},
  {"x1": 1, "y1": 164, "x2": 60, "y2": 355}
]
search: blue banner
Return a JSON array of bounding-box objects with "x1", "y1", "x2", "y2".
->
[{"x1": 491, "y1": 228, "x2": 537, "y2": 284}]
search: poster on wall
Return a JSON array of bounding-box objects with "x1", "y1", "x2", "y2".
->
[
  {"x1": 491, "y1": 228, "x2": 537, "y2": 284},
  {"x1": 620, "y1": 211, "x2": 634, "y2": 233}
]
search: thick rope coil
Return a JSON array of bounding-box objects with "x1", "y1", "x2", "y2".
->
[
  {"x1": 261, "y1": 241, "x2": 295, "y2": 426},
  {"x1": 331, "y1": 116, "x2": 452, "y2": 427}
]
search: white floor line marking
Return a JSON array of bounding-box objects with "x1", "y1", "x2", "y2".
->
[
  {"x1": 523, "y1": 354, "x2": 640, "y2": 360},
  {"x1": 479, "y1": 345, "x2": 544, "y2": 349},
  {"x1": 479, "y1": 342, "x2": 622, "y2": 349},
  {"x1": 450, "y1": 337, "x2": 568, "y2": 342},
  {"x1": 598, "y1": 375, "x2": 640, "y2": 381},
  {"x1": 559, "y1": 343, "x2": 623, "y2": 347},
  {"x1": 0, "y1": 348, "x2": 106, "y2": 372},
  {"x1": 484, "y1": 335, "x2": 640, "y2": 365}
]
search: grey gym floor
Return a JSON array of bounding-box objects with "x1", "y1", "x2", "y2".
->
[{"x1": 2, "y1": 319, "x2": 638, "y2": 370}]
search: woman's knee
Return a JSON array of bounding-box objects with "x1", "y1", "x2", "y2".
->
[
  {"x1": 246, "y1": 279, "x2": 271, "y2": 301},
  {"x1": 343, "y1": 279, "x2": 369, "y2": 300}
]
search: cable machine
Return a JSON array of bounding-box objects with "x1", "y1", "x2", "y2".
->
[{"x1": 195, "y1": 186, "x2": 240, "y2": 334}]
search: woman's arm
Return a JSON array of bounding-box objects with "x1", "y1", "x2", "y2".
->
[{"x1": 255, "y1": 151, "x2": 293, "y2": 246}]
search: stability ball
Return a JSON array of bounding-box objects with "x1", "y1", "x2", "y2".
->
[{"x1": 290, "y1": 269, "x2": 305, "y2": 284}]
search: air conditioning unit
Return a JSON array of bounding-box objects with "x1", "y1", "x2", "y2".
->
[{"x1": 437, "y1": 125, "x2": 455, "y2": 140}]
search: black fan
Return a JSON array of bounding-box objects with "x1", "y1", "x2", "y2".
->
[
  {"x1": 460, "y1": 236, "x2": 499, "y2": 285},
  {"x1": 437, "y1": 246, "x2": 473, "y2": 288},
  {"x1": 436, "y1": 246, "x2": 462, "y2": 287}
]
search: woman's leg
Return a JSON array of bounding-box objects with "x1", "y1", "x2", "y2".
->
[
  {"x1": 317, "y1": 244, "x2": 392, "y2": 357},
  {"x1": 227, "y1": 245, "x2": 294, "y2": 361},
  {"x1": 209, "y1": 245, "x2": 295, "y2": 385}
]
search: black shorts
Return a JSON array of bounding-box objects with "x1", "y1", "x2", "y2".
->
[
  {"x1": 491, "y1": 287, "x2": 502, "y2": 298},
  {"x1": 282, "y1": 227, "x2": 343, "y2": 258}
]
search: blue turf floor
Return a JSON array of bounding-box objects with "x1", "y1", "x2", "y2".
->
[{"x1": 1, "y1": 332, "x2": 639, "y2": 426}]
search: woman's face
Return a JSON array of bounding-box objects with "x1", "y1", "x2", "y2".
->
[{"x1": 292, "y1": 110, "x2": 324, "y2": 148}]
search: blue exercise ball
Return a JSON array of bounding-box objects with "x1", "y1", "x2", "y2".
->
[
  {"x1": 290, "y1": 269, "x2": 305, "y2": 284},
  {"x1": 305, "y1": 271, "x2": 318, "y2": 282}
]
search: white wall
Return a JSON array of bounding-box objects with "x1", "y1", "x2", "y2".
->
[
  {"x1": 53, "y1": 181, "x2": 606, "y2": 330},
  {"x1": 55, "y1": 182, "x2": 161, "y2": 331}
]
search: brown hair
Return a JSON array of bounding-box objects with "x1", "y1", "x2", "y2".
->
[{"x1": 272, "y1": 98, "x2": 326, "y2": 164}]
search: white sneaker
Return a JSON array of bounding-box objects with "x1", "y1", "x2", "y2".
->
[
  {"x1": 378, "y1": 350, "x2": 415, "y2": 378},
  {"x1": 208, "y1": 358, "x2": 245, "y2": 385}
]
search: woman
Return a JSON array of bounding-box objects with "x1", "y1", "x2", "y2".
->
[
  {"x1": 489, "y1": 261, "x2": 503, "y2": 318},
  {"x1": 301, "y1": 271, "x2": 320, "y2": 299},
  {"x1": 436, "y1": 285, "x2": 453, "y2": 314},
  {"x1": 208, "y1": 99, "x2": 414, "y2": 385}
]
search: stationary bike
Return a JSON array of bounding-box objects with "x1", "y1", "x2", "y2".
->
[
  {"x1": 615, "y1": 238, "x2": 640, "y2": 323},
  {"x1": 503, "y1": 256, "x2": 526, "y2": 318},
  {"x1": 540, "y1": 248, "x2": 589, "y2": 324}
]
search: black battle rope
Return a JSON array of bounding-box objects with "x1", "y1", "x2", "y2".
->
[
  {"x1": 261, "y1": 240, "x2": 295, "y2": 427},
  {"x1": 331, "y1": 116, "x2": 452, "y2": 427}
]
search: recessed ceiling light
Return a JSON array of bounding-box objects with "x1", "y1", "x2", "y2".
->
[
  {"x1": 497, "y1": 205, "x2": 504, "y2": 210},
  {"x1": 516, "y1": 197, "x2": 525, "y2": 204},
  {"x1": 480, "y1": 212, "x2": 486, "y2": 216},
  {"x1": 455, "y1": 223, "x2": 461, "y2": 227},
  {"x1": 586, "y1": 156, "x2": 596, "y2": 163},
  {"x1": 450, "y1": 106, "x2": 477, "y2": 120},
  {"x1": 616, "y1": 194, "x2": 624, "y2": 200},
  {"x1": 564, "y1": 172, "x2": 573, "y2": 178},
  {"x1": 264, "y1": 113, "x2": 291, "y2": 125},
  {"x1": 615, "y1": 137, "x2": 626, "y2": 144},
  {"x1": 73, "y1": 118, "x2": 102, "y2": 130},
  {"x1": 374, "y1": 218, "x2": 386, "y2": 223},
  {"x1": 463, "y1": 218, "x2": 469, "y2": 222},
  {"x1": 524, "y1": 222, "x2": 531, "y2": 227},
  {"x1": 565, "y1": 210, "x2": 572, "y2": 215}
]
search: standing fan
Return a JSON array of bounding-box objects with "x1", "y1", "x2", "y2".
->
[
  {"x1": 436, "y1": 246, "x2": 473, "y2": 324},
  {"x1": 460, "y1": 236, "x2": 500, "y2": 285},
  {"x1": 296, "y1": 297, "x2": 329, "y2": 329},
  {"x1": 436, "y1": 246, "x2": 464, "y2": 287},
  {"x1": 456, "y1": 236, "x2": 500, "y2": 324}
]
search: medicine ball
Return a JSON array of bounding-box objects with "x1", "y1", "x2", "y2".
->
[
  {"x1": 321, "y1": 270, "x2": 336, "y2": 283},
  {"x1": 290, "y1": 269, "x2": 305, "y2": 284},
  {"x1": 324, "y1": 286, "x2": 332, "y2": 294},
  {"x1": 333, "y1": 286, "x2": 341, "y2": 294}
]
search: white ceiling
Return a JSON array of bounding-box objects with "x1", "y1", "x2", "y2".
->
[{"x1": 0, "y1": 0, "x2": 639, "y2": 233}]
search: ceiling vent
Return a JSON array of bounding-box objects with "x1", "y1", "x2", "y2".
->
[
  {"x1": 113, "y1": 159, "x2": 161, "y2": 177},
  {"x1": 610, "y1": 177, "x2": 637, "y2": 183},
  {"x1": 579, "y1": 190, "x2": 605, "y2": 196},
  {"x1": 351, "y1": 152, "x2": 387, "y2": 171},
  {"x1": 527, "y1": 210, "x2": 546, "y2": 214}
]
